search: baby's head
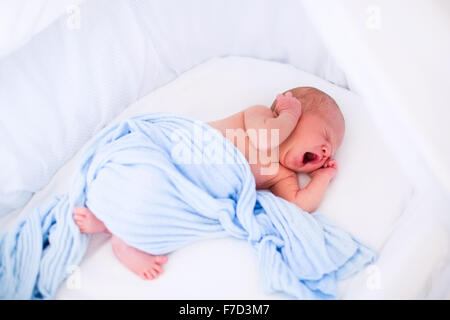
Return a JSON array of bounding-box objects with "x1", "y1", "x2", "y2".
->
[{"x1": 271, "y1": 87, "x2": 345, "y2": 173}]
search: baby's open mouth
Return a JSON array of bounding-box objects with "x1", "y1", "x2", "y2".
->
[{"x1": 302, "y1": 152, "x2": 320, "y2": 165}]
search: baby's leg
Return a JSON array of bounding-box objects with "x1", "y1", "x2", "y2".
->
[
  {"x1": 111, "y1": 235, "x2": 168, "y2": 280},
  {"x1": 73, "y1": 206, "x2": 168, "y2": 280},
  {"x1": 73, "y1": 207, "x2": 109, "y2": 234}
]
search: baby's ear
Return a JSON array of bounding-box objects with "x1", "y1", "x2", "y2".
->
[{"x1": 270, "y1": 99, "x2": 277, "y2": 111}]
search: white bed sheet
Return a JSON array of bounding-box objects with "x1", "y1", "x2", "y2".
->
[{"x1": 2, "y1": 56, "x2": 445, "y2": 299}]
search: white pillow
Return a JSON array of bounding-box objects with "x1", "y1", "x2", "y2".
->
[
  {"x1": 22, "y1": 56, "x2": 411, "y2": 299},
  {"x1": 0, "y1": 0, "x2": 86, "y2": 58},
  {"x1": 0, "y1": 0, "x2": 153, "y2": 215}
]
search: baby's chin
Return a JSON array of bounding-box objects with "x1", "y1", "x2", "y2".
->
[{"x1": 293, "y1": 166, "x2": 315, "y2": 174}]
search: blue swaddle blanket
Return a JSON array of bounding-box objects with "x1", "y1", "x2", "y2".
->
[{"x1": 0, "y1": 112, "x2": 375, "y2": 299}]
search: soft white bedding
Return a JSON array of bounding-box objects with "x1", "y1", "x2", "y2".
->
[
  {"x1": 0, "y1": 0, "x2": 348, "y2": 216},
  {"x1": 0, "y1": 0, "x2": 85, "y2": 58},
  {"x1": 0, "y1": 0, "x2": 448, "y2": 299},
  {"x1": 3, "y1": 56, "x2": 442, "y2": 299}
]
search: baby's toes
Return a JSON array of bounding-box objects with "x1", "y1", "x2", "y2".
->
[
  {"x1": 142, "y1": 270, "x2": 155, "y2": 280},
  {"x1": 150, "y1": 268, "x2": 159, "y2": 279},
  {"x1": 77, "y1": 223, "x2": 87, "y2": 233},
  {"x1": 73, "y1": 214, "x2": 84, "y2": 227},
  {"x1": 141, "y1": 263, "x2": 164, "y2": 280},
  {"x1": 155, "y1": 255, "x2": 168, "y2": 265},
  {"x1": 73, "y1": 207, "x2": 88, "y2": 216},
  {"x1": 152, "y1": 264, "x2": 164, "y2": 276}
]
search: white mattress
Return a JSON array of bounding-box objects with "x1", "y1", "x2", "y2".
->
[{"x1": 2, "y1": 57, "x2": 447, "y2": 299}]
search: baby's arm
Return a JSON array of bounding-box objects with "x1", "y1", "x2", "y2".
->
[
  {"x1": 244, "y1": 92, "x2": 301, "y2": 150},
  {"x1": 270, "y1": 159, "x2": 338, "y2": 213}
]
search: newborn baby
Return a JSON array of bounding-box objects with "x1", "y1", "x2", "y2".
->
[{"x1": 73, "y1": 86, "x2": 345, "y2": 280}]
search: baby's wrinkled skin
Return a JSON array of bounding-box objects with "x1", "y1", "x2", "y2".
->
[
  {"x1": 73, "y1": 86, "x2": 345, "y2": 280},
  {"x1": 208, "y1": 86, "x2": 345, "y2": 213}
]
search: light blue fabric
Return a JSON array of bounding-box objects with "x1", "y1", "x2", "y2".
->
[{"x1": 0, "y1": 112, "x2": 375, "y2": 299}]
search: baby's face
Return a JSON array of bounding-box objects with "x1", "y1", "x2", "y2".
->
[{"x1": 278, "y1": 112, "x2": 344, "y2": 173}]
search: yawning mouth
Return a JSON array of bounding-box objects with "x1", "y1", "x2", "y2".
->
[{"x1": 302, "y1": 152, "x2": 320, "y2": 165}]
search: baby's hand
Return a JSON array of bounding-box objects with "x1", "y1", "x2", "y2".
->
[
  {"x1": 273, "y1": 91, "x2": 302, "y2": 118},
  {"x1": 309, "y1": 158, "x2": 338, "y2": 181}
]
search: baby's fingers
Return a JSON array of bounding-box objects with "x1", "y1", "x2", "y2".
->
[
  {"x1": 329, "y1": 159, "x2": 338, "y2": 169},
  {"x1": 324, "y1": 158, "x2": 337, "y2": 168},
  {"x1": 276, "y1": 91, "x2": 293, "y2": 101}
]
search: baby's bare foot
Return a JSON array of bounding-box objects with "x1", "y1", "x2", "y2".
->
[
  {"x1": 73, "y1": 207, "x2": 107, "y2": 234},
  {"x1": 111, "y1": 235, "x2": 168, "y2": 280}
]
